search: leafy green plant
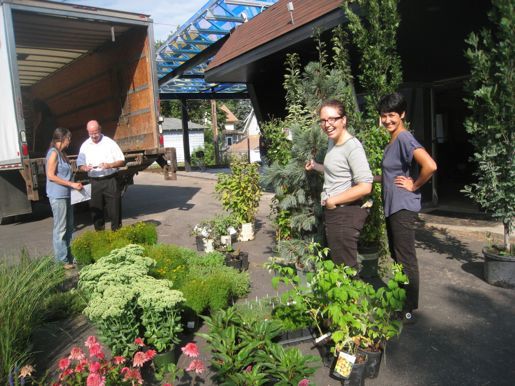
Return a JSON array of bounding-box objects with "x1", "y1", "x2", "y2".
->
[
  {"x1": 0, "y1": 255, "x2": 64, "y2": 383},
  {"x1": 191, "y1": 213, "x2": 240, "y2": 251},
  {"x1": 216, "y1": 158, "x2": 262, "y2": 224},
  {"x1": 71, "y1": 222, "x2": 158, "y2": 265},
  {"x1": 148, "y1": 243, "x2": 250, "y2": 316},
  {"x1": 462, "y1": 0, "x2": 514, "y2": 252},
  {"x1": 146, "y1": 243, "x2": 193, "y2": 288},
  {"x1": 259, "y1": 118, "x2": 292, "y2": 166},
  {"x1": 79, "y1": 245, "x2": 184, "y2": 356},
  {"x1": 256, "y1": 344, "x2": 318, "y2": 384},
  {"x1": 197, "y1": 307, "x2": 317, "y2": 383},
  {"x1": 42, "y1": 288, "x2": 87, "y2": 322},
  {"x1": 272, "y1": 303, "x2": 312, "y2": 332}
]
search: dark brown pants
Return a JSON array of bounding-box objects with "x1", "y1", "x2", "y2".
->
[{"x1": 324, "y1": 205, "x2": 369, "y2": 268}]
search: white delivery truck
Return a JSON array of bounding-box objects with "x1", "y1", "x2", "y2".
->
[{"x1": 0, "y1": 0, "x2": 176, "y2": 222}]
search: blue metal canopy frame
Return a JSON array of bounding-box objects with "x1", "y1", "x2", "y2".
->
[{"x1": 156, "y1": 0, "x2": 278, "y2": 98}]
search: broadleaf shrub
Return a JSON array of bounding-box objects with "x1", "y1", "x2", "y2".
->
[{"x1": 72, "y1": 222, "x2": 158, "y2": 265}]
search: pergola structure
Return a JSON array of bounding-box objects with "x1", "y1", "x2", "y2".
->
[
  {"x1": 156, "y1": 0, "x2": 277, "y2": 100},
  {"x1": 155, "y1": 0, "x2": 278, "y2": 169}
]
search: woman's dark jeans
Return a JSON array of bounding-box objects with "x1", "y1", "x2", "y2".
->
[
  {"x1": 325, "y1": 205, "x2": 369, "y2": 268},
  {"x1": 386, "y1": 209, "x2": 419, "y2": 312}
]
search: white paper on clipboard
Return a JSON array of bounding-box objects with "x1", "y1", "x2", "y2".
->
[{"x1": 71, "y1": 184, "x2": 91, "y2": 205}]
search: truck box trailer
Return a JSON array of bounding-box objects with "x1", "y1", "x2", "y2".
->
[{"x1": 0, "y1": 0, "x2": 176, "y2": 222}]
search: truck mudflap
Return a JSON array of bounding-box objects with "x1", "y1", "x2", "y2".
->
[{"x1": 0, "y1": 169, "x2": 32, "y2": 220}]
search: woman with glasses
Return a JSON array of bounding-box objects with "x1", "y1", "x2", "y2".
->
[
  {"x1": 377, "y1": 92, "x2": 437, "y2": 323},
  {"x1": 305, "y1": 99, "x2": 373, "y2": 269},
  {"x1": 46, "y1": 127, "x2": 83, "y2": 269}
]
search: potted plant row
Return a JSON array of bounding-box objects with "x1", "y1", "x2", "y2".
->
[{"x1": 268, "y1": 242, "x2": 407, "y2": 383}]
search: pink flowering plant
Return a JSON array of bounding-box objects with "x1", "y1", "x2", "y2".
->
[
  {"x1": 51, "y1": 335, "x2": 154, "y2": 386},
  {"x1": 154, "y1": 342, "x2": 206, "y2": 385}
]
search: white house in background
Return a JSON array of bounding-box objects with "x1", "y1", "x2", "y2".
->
[
  {"x1": 227, "y1": 109, "x2": 261, "y2": 163},
  {"x1": 162, "y1": 117, "x2": 205, "y2": 163}
]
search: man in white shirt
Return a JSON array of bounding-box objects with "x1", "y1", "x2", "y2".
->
[{"x1": 77, "y1": 120, "x2": 125, "y2": 231}]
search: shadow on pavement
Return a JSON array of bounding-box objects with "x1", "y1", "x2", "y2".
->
[{"x1": 379, "y1": 284, "x2": 515, "y2": 386}]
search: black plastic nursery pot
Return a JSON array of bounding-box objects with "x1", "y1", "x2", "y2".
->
[
  {"x1": 483, "y1": 247, "x2": 515, "y2": 288},
  {"x1": 153, "y1": 349, "x2": 177, "y2": 370},
  {"x1": 316, "y1": 343, "x2": 335, "y2": 368},
  {"x1": 357, "y1": 245, "x2": 380, "y2": 279},
  {"x1": 277, "y1": 327, "x2": 314, "y2": 347},
  {"x1": 330, "y1": 352, "x2": 368, "y2": 386},
  {"x1": 357, "y1": 347, "x2": 383, "y2": 379},
  {"x1": 224, "y1": 251, "x2": 249, "y2": 271}
]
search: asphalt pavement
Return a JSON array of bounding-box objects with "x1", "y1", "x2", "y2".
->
[{"x1": 2, "y1": 169, "x2": 514, "y2": 385}]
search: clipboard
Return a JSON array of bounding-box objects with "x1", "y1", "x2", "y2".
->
[{"x1": 71, "y1": 184, "x2": 91, "y2": 205}]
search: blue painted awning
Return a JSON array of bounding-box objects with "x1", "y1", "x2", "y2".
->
[{"x1": 156, "y1": 0, "x2": 278, "y2": 97}]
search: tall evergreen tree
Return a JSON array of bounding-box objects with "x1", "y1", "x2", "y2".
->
[
  {"x1": 263, "y1": 29, "x2": 358, "y2": 262},
  {"x1": 343, "y1": 0, "x2": 403, "y2": 250},
  {"x1": 463, "y1": 0, "x2": 514, "y2": 251}
]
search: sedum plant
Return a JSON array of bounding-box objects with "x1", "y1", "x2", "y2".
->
[
  {"x1": 462, "y1": 0, "x2": 514, "y2": 252},
  {"x1": 79, "y1": 245, "x2": 185, "y2": 356}
]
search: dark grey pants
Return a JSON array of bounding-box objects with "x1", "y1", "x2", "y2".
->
[
  {"x1": 324, "y1": 205, "x2": 369, "y2": 268},
  {"x1": 90, "y1": 174, "x2": 121, "y2": 231},
  {"x1": 386, "y1": 209, "x2": 419, "y2": 312}
]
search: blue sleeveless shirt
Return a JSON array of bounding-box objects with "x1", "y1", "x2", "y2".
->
[{"x1": 46, "y1": 148, "x2": 72, "y2": 199}]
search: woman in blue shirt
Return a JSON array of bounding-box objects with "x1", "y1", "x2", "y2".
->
[
  {"x1": 378, "y1": 93, "x2": 437, "y2": 323},
  {"x1": 46, "y1": 128, "x2": 83, "y2": 268}
]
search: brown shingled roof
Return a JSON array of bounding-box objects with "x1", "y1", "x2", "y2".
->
[{"x1": 207, "y1": 0, "x2": 343, "y2": 71}]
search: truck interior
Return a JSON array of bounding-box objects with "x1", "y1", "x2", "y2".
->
[{"x1": 12, "y1": 7, "x2": 157, "y2": 156}]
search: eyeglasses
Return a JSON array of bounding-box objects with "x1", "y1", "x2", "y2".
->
[{"x1": 318, "y1": 116, "x2": 342, "y2": 127}]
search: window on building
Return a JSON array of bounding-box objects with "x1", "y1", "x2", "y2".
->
[{"x1": 226, "y1": 137, "x2": 233, "y2": 146}]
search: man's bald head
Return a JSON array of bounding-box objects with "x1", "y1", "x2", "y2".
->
[{"x1": 86, "y1": 120, "x2": 102, "y2": 143}]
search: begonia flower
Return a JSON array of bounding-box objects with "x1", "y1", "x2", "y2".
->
[
  {"x1": 88, "y1": 343, "x2": 103, "y2": 358},
  {"x1": 85, "y1": 336, "x2": 98, "y2": 348},
  {"x1": 145, "y1": 349, "x2": 157, "y2": 360},
  {"x1": 58, "y1": 358, "x2": 70, "y2": 371},
  {"x1": 181, "y1": 342, "x2": 200, "y2": 358},
  {"x1": 86, "y1": 372, "x2": 105, "y2": 386},
  {"x1": 132, "y1": 351, "x2": 149, "y2": 367},
  {"x1": 89, "y1": 361, "x2": 101, "y2": 373},
  {"x1": 69, "y1": 347, "x2": 86, "y2": 361},
  {"x1": 186, "y1": 359, "x2": 206, "y2": 375},
  {"x1": 134, "y1": 337, "x2": 145, "y2": 346}
]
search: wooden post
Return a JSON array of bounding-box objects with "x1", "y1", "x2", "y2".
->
[
  {"x1": 181, "y1": 99, "x2": 191, "y2": 172},
  {"x1": 211, "y1": 99, "x2": 220, "y2": 165}
]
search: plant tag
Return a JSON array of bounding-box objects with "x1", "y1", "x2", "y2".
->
[
  {"x1": 314, "y1": 332, "x2": 331, "y2": 345},
  {"x1": 333, "y1": 351, "x2": 355, "y2": 379},
  {"x1": 187, "y1": 321, "x2": 196, "y2": 329}
]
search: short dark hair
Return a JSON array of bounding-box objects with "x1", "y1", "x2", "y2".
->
[
  {"x1": 377, "y1": 92, "x2": 407, "y2": 115},
  {"x1": 319, "y1": 99, "x2": 346, "y2": 117}
]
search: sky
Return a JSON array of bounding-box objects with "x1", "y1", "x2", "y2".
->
[{"x1": 64, "y1": 0, "x2": 209, "y2": 42}]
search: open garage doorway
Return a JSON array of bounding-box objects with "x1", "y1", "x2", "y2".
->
[{"x1": 432, "y1": 82, "x2": 478, "y2": 213}]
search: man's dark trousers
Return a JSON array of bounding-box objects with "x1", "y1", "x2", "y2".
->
[{"x1": 90, "y1": 174, "x2": 121, "y2": 231}]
